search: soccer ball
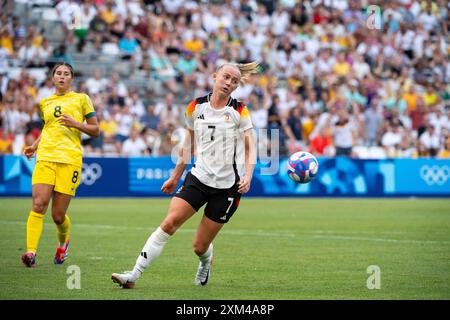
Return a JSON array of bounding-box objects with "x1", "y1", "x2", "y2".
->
[{"x1": 286, "y1": 151, "x2": 319, "y2": 184}]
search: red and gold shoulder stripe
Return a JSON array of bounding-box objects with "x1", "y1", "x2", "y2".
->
[
  {"x1": 236, "y1": 103, "x2": 250, "y2": 118},
  {"x1": 185, "y1": 99, "x2": 197, "y2": 117}
]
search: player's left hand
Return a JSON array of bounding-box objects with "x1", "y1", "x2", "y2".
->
[
  {"x1": 59, "y1": 114, "x2": 80, "y2": 129},
  {"x1": 238, "y1": 177, "x2": 251, "y2": 194},
  {"x1": 23, "y1": 145, "x2": 37, "y2": 159}
]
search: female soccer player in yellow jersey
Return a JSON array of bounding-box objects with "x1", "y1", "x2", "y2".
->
[{"x1": 21, "y1": 62, "x2": 100, "y2": 267}]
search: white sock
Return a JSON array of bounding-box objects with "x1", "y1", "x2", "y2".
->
[
  {"x1": 131, "y1": 227, "x2": 170, "y2": 279},
  {"x1": 198, "y1": 243, "x2": 213, "y2": 264}
]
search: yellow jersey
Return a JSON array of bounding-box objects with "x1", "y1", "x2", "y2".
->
[
  {"x1": 37, "y1": 91, "x2": 96, "y2": 167},
  {"x1": 334, "y1": 62, "x2": 350, "y2": 76}
]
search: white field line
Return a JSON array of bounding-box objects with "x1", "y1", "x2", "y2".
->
[
  {"x1": 3, "y1": 220, "x2": 450, "y2": 244},
  {"x1": 312, "y1": 234, "x2": 450, "y2": 245},
  {"x1": 0, "y1": 220, "x2": 296, "y2": 238}
]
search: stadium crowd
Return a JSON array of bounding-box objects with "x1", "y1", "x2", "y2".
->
[{"x1": 0, "y1": 0, "x2": 449, "y2": 159}]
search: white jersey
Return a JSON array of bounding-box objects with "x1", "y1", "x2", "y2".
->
[{"x1": 185, "y1": 93, "x2": 253, "y2": 189}]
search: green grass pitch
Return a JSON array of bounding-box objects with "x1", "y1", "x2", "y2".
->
[{"x1": 1, "y1": 198, "x2": 449, "y2": 300}]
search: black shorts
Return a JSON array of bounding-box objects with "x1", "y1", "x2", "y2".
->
[{"x1": 174, "y1": 172, "x2": 241, "y2": 224}]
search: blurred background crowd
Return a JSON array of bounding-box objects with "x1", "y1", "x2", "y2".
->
[{"x1": 0, "y1": 0, "x2": 449, "y2": 158}]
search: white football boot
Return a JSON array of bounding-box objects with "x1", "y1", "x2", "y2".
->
[
  {"x1": 111, "y1": 271, "x2": 136, "y2": 289},
  {"x1": 194, "y1": 252, "x2": 213, "y2": 286}
]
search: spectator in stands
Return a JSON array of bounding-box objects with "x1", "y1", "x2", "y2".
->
[
  {"x1": 285, "y1": 106, "x2": 303, "y2": 153},
  {"x1": 84, "y1": 106, "x2": 105, "y2": 156},
  {"x1": 248, "y1": 91, "x2": 268, "y2": 131},
  {"x1": 134, "y1": 15, "x2": 151, "y2": 43},
  {"x1": 11, "y1": 16, "x2": 25, "y2": 40},
  {"x1": 364, "y1": 97, "x2": 383, "y2": 147},
  {"x1": 86, "y1": 69, "x2": 108, "y2": 95},
  {"x1": 1, "y1": 95, "x2": 20, "y2": 135},
  {"x1": 438, "y1": 135, "x2": 450, "y2": 158},
  {"x1": 403, "y1": 84, "x2": 420, "y2": 111},
  {"x1": 345, "y1": 79, "x2": 368, "y2": 108},
  {"x1": 310, "y1": 124, "x2": 334, "y2": 157},
  {"x1": 0, "y1": 128, "x2": 13, "y2": 154},
  {"x1": 154, "y1": 92, "x2": 181, "y2": 128},
  {"x1": 141, "y1": 104, "x2": 160, "y2": 133},
  {"x1": 35, "y1": 38, "x2": 53, "y2": 67},
  {"x1": 414, "y1": 141, "x2": 431, "y2": 158},
  {"x1": 153, "y1": 121, "x2": 176, "y2": 156},
  {"x1": 107, "y1": 87, "x2": 125, "y2": 108},
  {"x1": 0, "y1": 56, "x2": 9, "y2": 89},
  {"x1": 372, "y1": 54, "x2": 392, "y2": 80},
  {"x1": 114, "y1": 104, "x2": 134, "y2": 154},
  {"x1": 243, "y1": 25, "x2": 267, "y2": 62},
  {"x1": 17, "y1": 38, "x2": 38, "y2": 67},
  {"x1": 0, "y1": 27, "x2": 14, "y2": 56},
  {"x1": 183, "y1": 32, "x2": 205, "y2": 55},
  {"x1": 394, "y1": 136, "x2": 416, "y2": 158},
  {"x1": 52, "y1": 44, "x2": 74, "y2": 66},
  {"x1": 89, "y1": 12, "x2": 109, "y2": 41},
  {"x1": 121, "y1": 128, "x2": 149, "y2": 157},
  {"x1": 423, "y1": 83, "x2": 439, "y2": 108},
  {"x1": 437, "y1": 85, "x2": 449, "y2": 110},
  {"x1": 252, "y1": 3, "x2": 271, "y2": 32},
  {"x1": 0, "y1": 72, "x2": 7, "y2": 101},
  {"x1": 118, "y1": 29, "x2": 139, "y2": 60},
  {"x1": 290, "y1": 3, "x2": 309, "y2": 27},
  {"x1": 381, "y1": 122, "x2": 404, "y2": 157},
  {"x1": 332, "y1": 108, "x2": 356, "y2": 157},
  {"x1": 74, "y1": 1, "x2": 96, "y2": 52},
  {"x1": 411, "y1": 98, "x2": 428, "y2": 133},
  {"x1": 304, "y1": 89, "x2": 322, "y2": 116},
  {"x1": 419, "y1": 124, "x2": 440, "y2": 157},
  {"x1": 150, "y1": 45, "x2": 178, "y2": 95},
  {"x1": 36, "y1": 78, "x2": 54, "y2": 103},
  {"x1": 333, "y1": 51, "x2": 351, "y2": 80},
  {"x1": 428, "y1": 107, "x2": 448, "y2": 137},
  {"x1": 127, "y1": 89, "x2": 146, "y2": 119},
  {"x1": 267, "y1": 94, "x2": 288, "y2": 155},
  {"x1": 98, "y1": 106, "x2": 118, "y2": 152},
  {"x1": 100, "y1": 0, "x2": 118, "y2": 26},
  {"x1": 101, "y1": 36, "x2": 121, "y2": 56},
  {"x1": 352, "y1": 53, "x2": 371, "y2": 80},
  {"x1": 271, "y1": 3, "x2": 290, "y2": 38},
  {"x1": 107, "y1": 72, "x2": 128, "y2": 98},
  {"x1": 177, "y1": 51, "x2": 198, "y2": 98}
]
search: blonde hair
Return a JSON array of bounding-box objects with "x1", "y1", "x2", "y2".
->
[{"x1": 217, "y1": 61, "x2": 260, "y2": 84}]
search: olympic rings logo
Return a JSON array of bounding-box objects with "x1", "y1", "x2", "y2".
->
[
  {"x1": 420, "y1": 165, "x2": 450, "y2": 186},
  {"x1": 81, "y1": 163, "x2": 102, "y2": 186}
]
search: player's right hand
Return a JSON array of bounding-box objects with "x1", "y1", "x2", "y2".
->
[
  {"x1": 23, "y1": 146, "x2": 37, "y2": 159},
  {"x1": 161, "y1": 178, "x2": 178, "y2": 194}
]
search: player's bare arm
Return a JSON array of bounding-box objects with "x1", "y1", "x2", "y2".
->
[
  {"x1": 238, "y1": 128, "x2": 256, "y2": 194},
  {"x1": 58, "y1": 114, "x2": 100, "y2": 137},
  {"x1": 161, "y1": 129, "x2": 195, "y2": 194},
  {"x1": 23, "y1": 136, "x2": 41, "y2": 159}
]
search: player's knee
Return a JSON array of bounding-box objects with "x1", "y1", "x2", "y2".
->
[
  {"x1": 160, "y1": 220, "x2": 178, "y2": 235},
  {"x1": 32, "y1": 198, "x2": 49, "y2": 214},
  {"x1": 192, "y1": 241, "x2": 208, "y2": 256},
  {"x1": 51, "y1": 212, "x2": 65, "y2": 225}
]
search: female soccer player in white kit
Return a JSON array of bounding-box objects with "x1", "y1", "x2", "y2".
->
[{"x1": 112, "y1": 62, "x2": 258, "y2": 288}]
